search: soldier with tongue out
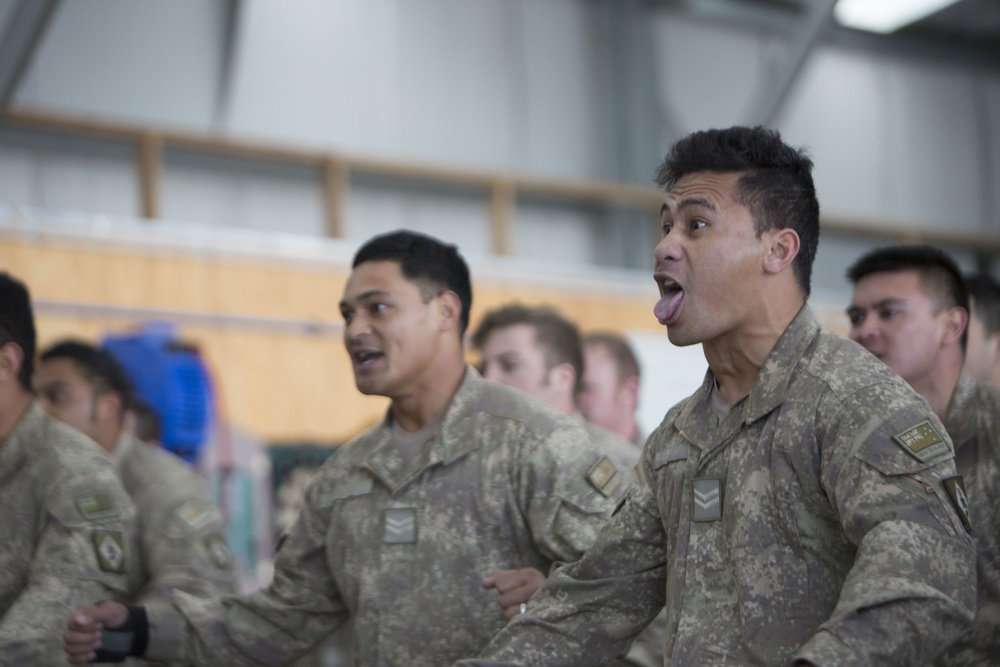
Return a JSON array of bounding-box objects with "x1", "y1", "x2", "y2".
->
[{"x1": 454, "y1": 126, "x2": 977, "y2": 667}]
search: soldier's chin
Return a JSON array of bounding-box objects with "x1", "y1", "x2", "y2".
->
[
  {"x1": 353, "y1": 378, "x2": 381, "y2": 395},
  {"x1": 665, "y1": 324, "x2": 698, "y2": 348}
]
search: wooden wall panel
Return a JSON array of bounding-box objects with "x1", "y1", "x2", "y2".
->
[{"x1": 2, "y1": 238, "x2": 663, "y2": 445}]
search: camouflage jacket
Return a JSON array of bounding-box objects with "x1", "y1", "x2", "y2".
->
[
  {"x1": 936, "y1": 371, "x2": 1000, "y2": 665},
  {"x1": 457, "y1": 306, "x2": 977, "y2": 667},
  {"x1": 0, "y1": 401, "x2": 136, "y2": 666},
  {"x1": 143, "y1": 367, "x2": 626, "y2": 666}
]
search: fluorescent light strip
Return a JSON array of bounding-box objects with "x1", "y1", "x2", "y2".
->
[{"x1": 834, "y1": 0, "x2": 962, "y2": 34}]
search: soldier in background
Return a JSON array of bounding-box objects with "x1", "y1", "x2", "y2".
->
[
  {"x1": 579, "y1": 332, "x2": 645, "y2": 447},
  {"x1": 473, "y1": 303, "x2": 639, "y2": 479},
  {"x1": 472, "y1": 304, "x2": 662, "y2": 667},
  {"x1": 0, "y1": 272, "x2": 136, "y2": 664},
  {"x1": 963, "y1": 272, "x2": 1000, "y2": 388},
  {"x1": 65, "y1": 230, "x2": 627, "y2": 666},
  {"x1": 847, "y1": 245, "x2": 1000, "y2": 665},
  {"x1": 454, "y1": 126, "x2": 976, "y2": 666},
  {"x1": 34, "y1": 341, "x2": 237, "y2": 612}
]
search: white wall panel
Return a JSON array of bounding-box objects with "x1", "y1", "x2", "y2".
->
[
  {"x1": 0, "y1": 147, "x2": 36, "y2": 205},
  {"x1": 652, "y1": 14, "x2": 764, "y2": 134},
  {"x1": 0, "y1": 0, "x2": 996, "y2": 266},
  {"x1": 226, "y1": 0, "x2": 404, "y2": 153},
  {"x1": 16, "y1": 0, "x2": 224, "y2": 130},
  {"x1": 518, "y1": 0, "x2": 608, "y2": 178},
  {"x1": 884, "y1": 60, "x2": 982, "y2": 230},
  {"x1": 776, "y1": 48, "x2": 890, "y2": 222},
  {"x1": 345, "y1": 184, "x2": 491, "y2": 257},
  {"x1": 985, "y1": 76, "x2": 1000, "y2": 234},
  {"x1": 513, "y1": 203, "x2": 599, "y2": 266},
  {"x1": 0, "y1": 144, "x2": 138, "y2": 217},
  {"x1": 227, "y1": 0, "x2": 516, "y2": 168},
  {"x1": 161, "y1": 158, "x2": 326, "y2": 236}
]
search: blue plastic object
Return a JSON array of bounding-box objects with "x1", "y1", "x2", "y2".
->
[{"x1": 102, "y1": 322, "x2": 212, "y2": 464}]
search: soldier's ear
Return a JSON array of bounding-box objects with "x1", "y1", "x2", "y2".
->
[
  {"x1": 96, "y1": 390, "x2": 124, "y2": 425},
  {"x1": 0, "y1": 342, "x2": 23, "y2": 384},
  {"x1": 942, "y1": 306, "x2": 968, "y2": 346},
  {"x1": 550, "y1": 362, "x2": 576, "y2": 397},
  {"x1": 437, "y1": 290, "x2": 462, "y2": 334},
  {"x1": 763, "y1": 228, "x2": 800, "y2": 275}
]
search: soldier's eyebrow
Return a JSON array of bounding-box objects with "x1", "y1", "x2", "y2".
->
[
  {"x1": 339, "y1": 289, "x2": 391, "y2": 310},
  {"x1": 662, "y1": 197, "x2": 716, "y2": 216},
  {"x1": 871, "y1": 297, "x2": 906, "y2": 309},
  {"x1": 675, "y1": 197, "x2": 715, "y2": 212}
]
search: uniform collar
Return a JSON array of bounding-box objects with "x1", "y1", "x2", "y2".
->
[
  {"x1": 111, "y1": 431, "x2": 135, "y2": 468},
  {"x1": 674, "y1": 304, "x2": 819, "y2": 453},
  {"x1": 944, "y1": 370, "x2": 977, "y2": 450},
  {"x1": 363, "y1": 366, "x2": 482, "y2": 493},
  {"x1": 0, "y1": 400, "x2": 45, "y2": 478}
]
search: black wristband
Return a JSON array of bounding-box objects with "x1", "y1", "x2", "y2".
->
[{"x1": 92, "y1": 604, "x2": 148, "y2": 662}]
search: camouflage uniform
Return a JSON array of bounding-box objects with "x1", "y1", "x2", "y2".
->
[
  {"x1": 457, "y1": 306, "x2": 977, "y2": 667},
  {"x1": 0, "y1": 402, "x2": 136, "y2": 666},
  {"x1": 936, "y1": 372, "x2": 1000, "y2": 665},
  {"x1": 140, "y1": 367, "x2": 626, "y2": 666},
  {"x1": 113, "y1": 432, "x2": 237, "y2": 604}
]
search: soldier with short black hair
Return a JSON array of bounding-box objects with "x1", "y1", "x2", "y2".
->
[
  {"x1": 64, "y1": 230, "x2": 629, "y2": 667},
  {"x1": 455, "y1": 127, "x2": 976, "y2": 667},
  {"x1": 847, "y1": 244, "x2": 1000, "y2": 665},
  {"x1": 0, "y1": 271, "x2": 136, "y2": 664},
  {"x1": 34, "y1": 340, "x2": 237, "y2": 619}
]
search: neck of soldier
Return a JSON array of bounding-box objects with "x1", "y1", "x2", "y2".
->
[
  {"x1": 625, "y1": 418, "x2": 641, "y2": 444},
  {"x1": 0, "y1": 385, "x2": 33, "y2": 446},
  {"x1": 704, "y1": 291, "x2": 804, "y2": 407},
  {"x1": 390, "y1": 354, "x2": 467, "y2": 433},
  {"x1": 906, "y1": 346, "x2": 963, "y2": 421}
]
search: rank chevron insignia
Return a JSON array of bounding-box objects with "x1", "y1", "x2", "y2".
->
[
  {"x1": 383, "y1": 507, "x2": 417, "y2": 543},
  {"x1": 692, "y1": 478, "x2": 723, "y2": 522},
  {"x1": 693, "y1": 486, "x2": 720, "y2": 510}
]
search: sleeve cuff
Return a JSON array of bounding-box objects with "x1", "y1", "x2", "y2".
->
[
  {"x1": 142, "y1": 599, "x2": 188, "y2": 662},
  {"x1": 791, "y1": 630, "x2": 864, "y2": 667}
]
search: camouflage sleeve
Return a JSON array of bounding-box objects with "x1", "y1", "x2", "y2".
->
[
  {"x1": 143, "y1": 475, "x2": 347, "y2": 665},
  {"x1": 793, "y1": 385, "x2": 977, "y2": 665},
  {"x1": 0, "y1": 472, "x2": 134, "y2": 666},
  {"x1": 460, "y1": 443, "x2": 668, "y2": 667},
  {"x1": 134, "y1": 491, "x2": 237, "y2": 605}
]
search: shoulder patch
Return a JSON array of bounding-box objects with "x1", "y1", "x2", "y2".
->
[
  {"x1": 76, "y1": 492, "x2": 121, "y2": 521},
  {"x1": 586, "y1": 456, "x2": 622, "y2": 498},
  {"x1": 175, "y1": 499, "x2": 215, "y2": 531},
  {"x1": 892, "y1": 419, "x2": 951, "y2": 463},
  {"x1": 91, "y1": 530, "x2": 127, "y2": 573},
  {"x1": 942, "y1": 475, "x2": 973, "y2": 534}
]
